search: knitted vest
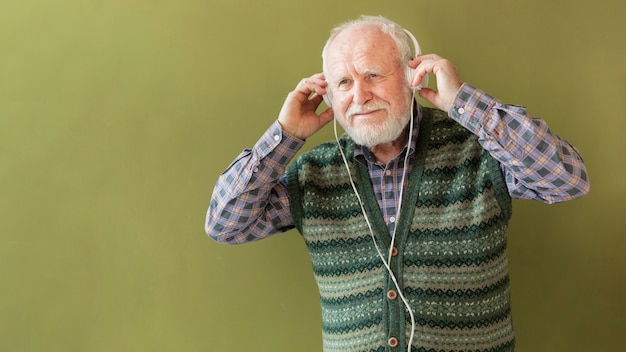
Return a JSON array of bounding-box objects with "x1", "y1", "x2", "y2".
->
[{"x1": 287, "y1": 108, "x2": 514, "y2": 352}]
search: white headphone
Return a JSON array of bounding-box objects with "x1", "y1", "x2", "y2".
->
[
  {"x1": 403, "y1": 28, "x2": 428, "y2": 92},
  {"x1": 333, "y1": 104, "x2": 417, "y2": 352}
]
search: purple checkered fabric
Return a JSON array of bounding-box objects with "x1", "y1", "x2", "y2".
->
[{"x1": 206, "y1": 84, "x2": 590, "y2": 244}]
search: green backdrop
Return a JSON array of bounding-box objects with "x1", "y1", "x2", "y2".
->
[{"x1": 1, "y1": 0, "x2": 624, "y2": 351}]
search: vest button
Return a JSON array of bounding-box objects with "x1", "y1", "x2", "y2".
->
[
  {"x1": 387, "y1": 290, "x2": 397, "y2": 300},
  {"x1": 391, "y1": 247, "x2": 399, "y2": 257},
  {"x1": 388, "y1": 337, "x2": 399, "y2": 348}
]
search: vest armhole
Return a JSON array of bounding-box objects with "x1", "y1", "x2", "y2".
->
[
  {"x1": 486, "y1": 153, "x2": 513, "y2": 220},
  {"x1": 286, "y1": 159, "x2": 304, "y2": 234}
]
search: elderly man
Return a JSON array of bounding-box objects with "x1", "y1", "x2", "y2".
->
[{"x1": 206, "y1": 15, "x2": 589, "y2": 352}]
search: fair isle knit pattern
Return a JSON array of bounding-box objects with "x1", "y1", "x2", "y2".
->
[{"x1": 287, "y1": 108, "x2": 515, "y2": 352}]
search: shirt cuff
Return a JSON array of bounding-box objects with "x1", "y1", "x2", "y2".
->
[
  {"x1": 254, "y1": 120, "x2": 306, "y2": 161},
  {"x1": 448, "y1": 83, "x2": 499, "y2": 135}
]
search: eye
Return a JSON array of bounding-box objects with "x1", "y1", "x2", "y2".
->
[
  {"x1": 336, "y1": 78, "x2": 352, "y2": 90},
  {"x1": 365, "y1": 73, "x2": 382, "y2": 81}
]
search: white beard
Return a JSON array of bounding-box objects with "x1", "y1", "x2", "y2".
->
[{"x1": 340, "y1": 98, "x2": 411, "y2": 148}]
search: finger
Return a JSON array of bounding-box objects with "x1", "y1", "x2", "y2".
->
[
  {"x1": 319, "y1": 107, "x2": 335, "y2": 125},
  {"x1": 409, "y1": 53, "x2": 441, "y2": 68},
  {"x1": 409, "y1": 64, "x2": 431, "y2": 88},
  {"x1": 309, "y1": 93, "x2": 325, "y2": 106},
  {"x1": 416, "y1": 53, "x2": 442, "y2": 62},
  {"x1": 295, "y1": 75, "x2": 328, "y2": 98},
  {"x1": 304, "y1": 73, "x2": 328, "y2": 88},
  {"x1": 292, "y1": 84, "x2": 321, "y2": 104}
]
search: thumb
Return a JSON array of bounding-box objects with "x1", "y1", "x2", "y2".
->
[
  {"x1": 319, "y1": 107, "x2": 335, "y2": 126},
  {"x1": 417, "y1": 88, "x2": 439, "y2": 107}
]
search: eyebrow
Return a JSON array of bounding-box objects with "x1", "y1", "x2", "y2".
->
[
  {"x1": 334, "y1": 66, "x2": 383, "y2": 81},
  {"x1": 360, "y1": 65, "x2": 383, "y2": 75}
]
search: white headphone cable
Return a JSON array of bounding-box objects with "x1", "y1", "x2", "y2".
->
[{"x1": 332, "y1": 94, "x2": 417, "y2": 352}]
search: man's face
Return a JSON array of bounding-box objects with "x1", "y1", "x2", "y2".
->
[{"x1": 324, "y1": 25, "x2": 412, "y2": 148}]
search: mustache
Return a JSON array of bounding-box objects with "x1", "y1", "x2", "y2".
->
[{"x1": 346, "y1": 100, "x2": 390, "y2": 120}]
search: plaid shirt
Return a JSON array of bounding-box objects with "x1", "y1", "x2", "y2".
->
[{"x1": 206, "y1": 84, "x2": 590, "y2": 244}]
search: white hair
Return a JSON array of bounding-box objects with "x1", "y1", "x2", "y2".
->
[{"x1": 322, "y1": 16, "x2": 413, "y2": 70}]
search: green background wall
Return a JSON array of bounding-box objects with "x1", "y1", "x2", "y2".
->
[{"x1": 1, "y1": 0, "x2": 624, "y2": 351}]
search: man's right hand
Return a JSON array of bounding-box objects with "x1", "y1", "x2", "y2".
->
[{"x1": 277, "y1": 73, "x2": 335, "y2": 140}]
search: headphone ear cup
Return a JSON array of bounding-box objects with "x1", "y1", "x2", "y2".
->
[
  {"x1": 407, "y1": 67, "x2": 428, "y2": 92},
  {"x1": 419, "y1": 71, "x2": 428, "y2": 90},
  {"x1": 403, "y1": 28, "x2": 428, "y2": 91},
  {"x1": 406, "y1": 67, "x2": 416, "y2": 92},
  {"x1": 323, "y1": 94, "x2": 332, "y2": 108}
]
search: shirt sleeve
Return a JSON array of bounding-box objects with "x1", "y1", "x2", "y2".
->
[
  {"x1": 205, "y1": 121, "x2": 305, "y2": 244},
  {"x1": 448, "y1": 83, "x2": 590, "y2": 204}
]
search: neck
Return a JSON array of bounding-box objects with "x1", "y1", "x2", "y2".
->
[{"x1": 370, "y1": 128, "x2": 409, "y2": 165}]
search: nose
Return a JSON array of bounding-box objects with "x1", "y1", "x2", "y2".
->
[{"x1": 352, "y1": 80, "x2": 373, "y2": 105}]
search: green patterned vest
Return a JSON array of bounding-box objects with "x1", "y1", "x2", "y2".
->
[{"x1": 287, "y1": 108, "x2": 514, "y2": 352}]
